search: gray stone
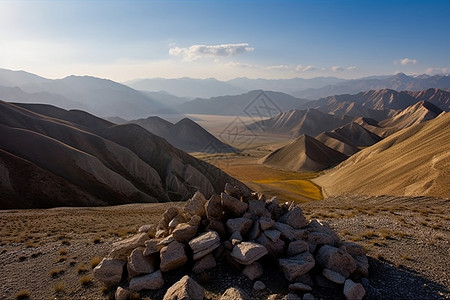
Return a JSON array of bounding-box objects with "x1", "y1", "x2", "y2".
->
[
  {"x1": 226, "y1": 217, "x2": 253, "y2": 235},
  {"x1": 192, "y1": 253, "x2": 216, "y2": 274},
  {"x1": 259, "y1": 217, "x2": 275, "y2": 230},
  {"x1": 316, "y1": 245, "x2": 357, "y2": 278},
  {"x1": 303, "y1": 293, "x2": 315, "y2": 300},
  {"x1": 248, "y1": 199, "x2": 271, "y2": 218},
  {"x1": 284, "y1": 293, "x2": 302, "y2": 300},
  {"x1": 115, "y1": 286, "x2": 129, "y2": 300},
  {"x1": 230, "y1": 231, "x2": 243, "y2": 246},
  {"x1": 163, "y1": 275, "x2": 204, "y2": 300},
  {"x1": 221, "y1": 192, "x2": 248, "y2": 217},
  {"x1": 323, "y1": 268, "x2": 346, "y2": 284},
  {"x1": 206, "y1": 218, "x2": 227, "y2": 238},
  {"x1": 172, "y1": 223, "x2": 198, "y2": 243},
  {"x1": 220, "y1": 287, "x2": 249, "y2": 300},
  {"x1": 129, "y1": 270, "x2": 164, "y2": 291},
  {"x1": 160, "y1": 241, "x2": 187, "y2": 272},
  {"x1": 189, "y1": 231, "x2": 221, "y2": 260},
  {"x1": 188, "y1": 215, "x2": 202, "y2": 227},
  {"x1": 163, "y1": 207, "x2": 180, "y2": 224},
  {"x1": 256, "y1": 231, "x2": 285, "y2": 258},
  {"x1": 278, "y1": 252, "x2": 315, "y2": 282},
  {"x1": 306, "y1": 232, "x2": 337, "y2": 253},
  {"x1": 138, "y1": 224, "x2": 154, "y2": 234},
  {"x1": 168, "y1": 215, "x2": 187, "y2": 231},
  {"x1": 143, "y1": 238, "x2": 164, "y2": 256},
  {"x1": 288, "y1": 282, "x2": 313, "y2": 293},
  {"x1": 128, "y1": 247, "x2": 156, "y2": 275},
  {"x1": 253, "y1": 280, "x2": 266, "y2": 290},
  {"x1": 206, "y1": 194, "x2": 224, "y2": 220},
  {"x1": 264, "y1": 229, "x2": 281, "y2": 242},
  {"x1": 280, "y1": 205, "x2": 307, "y2": 229},
  {"x1": 342, "y1": 242, "x2": 365, "y2": 256},
  {"x1": 184, "y1": 191, "x2": 207, "y2": 218},
  {"x1": 248, "y1": 221, "x2": 261, "y2": 240},
  {"x1": 242, "y1": 262, "x2": 264, "y2": 280},
  {"x1": 274, "y1": 222, "x2": 296, "y2": 241},
  {"x1": 354, "y1": 255, "x2": 369, "y2": 277},
  {"x1": 287, "y1": 240, "x2": 309, "y2": 256},
  {"x1": 93, "y1": 258, "x2": 125, "y2": 286},
  {"x1": 109, "y1": 233, "x2": 149, "y2": 260},
  {"x1": 343, "y1": 279, "x2": 366, "y2": 300},
  {"x1": 159, "y1": 234, "x2": 175, "y2": 245},
  {"x1": 231, "y1": 242, "x2": 268, "y2": 265}
]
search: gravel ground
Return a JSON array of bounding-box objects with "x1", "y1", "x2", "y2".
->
[{"x1": 0, "y1": 195, "x2": 449, "y2": 300}]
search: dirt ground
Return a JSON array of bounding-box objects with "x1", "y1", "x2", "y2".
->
[{"x1": 1, "y1": 194, "x2": 449, "y2": 300}]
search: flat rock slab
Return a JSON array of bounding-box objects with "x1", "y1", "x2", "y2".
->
[
  {"x1": 231, "y1": 242, "x2": 268, "y2": 265},
  {"x1": 109, "y1": 232, "x2": 149, "y2": 260},
  {"x1": 278, "y1": 252, "x2": 315, "y2": 282},
  {"x1": 189, "y1": 231, "x2": 221, "y2": 260},
  {"x1": 129, "y1": 270, "x2": 164, "y2": 291}
]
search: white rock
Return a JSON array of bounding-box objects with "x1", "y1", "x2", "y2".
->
[
  {"x1": 93, "y1": 258, "x2": 125, "y2": 286},
  {"x1": 231, "y1": 242, "x2": 268, "y2": 265},
  {"x1": 343, "y1": 279, "x2": 366, "y2": 300},
  {"x1": 163, "y1": 275, "x2": 204, "y2": 300},
  {"x1": 115, "y1": 286, "x2": 129, "y2": 300},
  {"x1": 189, "y1": 231, "x2": 221, "y2": 260},
  {"x1": 323, "y1": 268, "x2": 346, "y2": 284},
  {"x1": 129, "y1": 270, "x2": 164, "y2": 291},
  {"x1": 160, "y1": 241, "x2": 187, "y2": 272}
]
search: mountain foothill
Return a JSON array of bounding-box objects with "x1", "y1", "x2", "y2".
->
[{"x1": 1, "y1": 67, "x2": 450, "y2": 207}]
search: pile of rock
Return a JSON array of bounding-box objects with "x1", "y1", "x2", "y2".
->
[{"x1": 94, "y1": 183, "x2": 369, "y2": 300}]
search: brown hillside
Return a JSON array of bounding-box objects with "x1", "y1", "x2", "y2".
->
[
  {"x1": 259, "y1": 134, "x2": 348, "y2": 172},
  {"x1": 314, "y1": 112, "x2": 450, "y2": 198},
  {"x1": 0, "y1": 101, "x2": 247, "y2": 208}
]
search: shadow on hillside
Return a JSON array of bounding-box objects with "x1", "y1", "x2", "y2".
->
[{"x1": 367, "y1": 257, "x2": 449, "y2": 300}]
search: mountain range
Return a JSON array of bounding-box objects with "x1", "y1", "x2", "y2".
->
[
  {"x1": 0, "y1": 101, "x2": 246, "y2": 208},
  {"x1": 125, "y1": 73, "x2": 450, "y2": 100},
  {"x1": 300, "y1": 88, "x2": 450, "y2": 120},
  {"x1": 113, "y1": 116, "x2": 236, "y2": 153},
  {"x1": 258, "y1": 98, "x2": 445, "y2": 172},
  {"x1": 314, "y1": 111, "x2": 450, "y2": 198}
]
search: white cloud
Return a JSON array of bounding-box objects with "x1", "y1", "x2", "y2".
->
[
  {"x1": 425, "y1": 67, "x2": 450, "y2": 75},
  {"x1": 394, "y1": 58, "x2": 418, "y2": 65},
  {"x1": 332, "y1": 65, "x2": 344, "y2": 72},
  {"x1": 267, "y1": 64, "x2": 291, "y2": 70},
  {"x1": 296, "y1": 65, "x2": 315, "y2": 72},
  {"x1": 347, "y1": 66, "x2": 357, "y2": 71},
  {"x1": 169, "y1": 43, "x2": 254, "y2": 61}
]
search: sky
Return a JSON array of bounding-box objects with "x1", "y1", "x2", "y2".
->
[{"x1": 1, "y1": 0, "x2": 450, "y2": 82}]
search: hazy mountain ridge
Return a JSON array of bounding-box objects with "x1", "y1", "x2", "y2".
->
[
  {"x1": 0, "y1": 100, "x2": 246, "y2": 208},
  {"x1": 163, "y1": 90, "x2": 308, "y2": 116},
  {"x1": 293, "y1": 73, "x2": 450, "y2": 99}
]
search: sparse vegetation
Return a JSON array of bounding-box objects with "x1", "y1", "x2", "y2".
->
[
  {"x1": 54, "y1": 281, "x2": 65, "y2": 293},
  {"x1": 79, "y1": 275, "x2": 93, "y2": 286},
  {"x1": 49, "y1": 268, "x2": 64, "y2": 278},
  {"x1": 15, "y1": 290, "x2": 30, "y2": 300},
  {"x1": 59, "y1": 248, "x2": 68, "y2": 255},
  {"x1": 91, "y1": 256, "x2": 102, "y2": 268},
  {"x1": 77, "y1": 263, "x2": 90, "y2": 274}
]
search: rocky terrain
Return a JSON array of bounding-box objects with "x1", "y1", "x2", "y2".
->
[{"x1": 1, "y1": 192, "x2": 448, "y2": 300}]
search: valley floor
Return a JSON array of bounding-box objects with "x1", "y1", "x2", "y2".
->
[{"x1": 0, "y1": 195, "x2": 449, "y2": 299}]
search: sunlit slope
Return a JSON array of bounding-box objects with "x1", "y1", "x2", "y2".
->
[{"x1": 314, "y1": 112, "x2": 450, "y2": 198}]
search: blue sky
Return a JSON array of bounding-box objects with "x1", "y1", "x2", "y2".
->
[{"x1": 1, "y1": 0, "x2": 449, "y2": 81}]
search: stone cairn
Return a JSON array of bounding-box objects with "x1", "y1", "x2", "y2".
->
[{"x1": 94, "y1": 183, "x2": 369, "y2": 300}]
